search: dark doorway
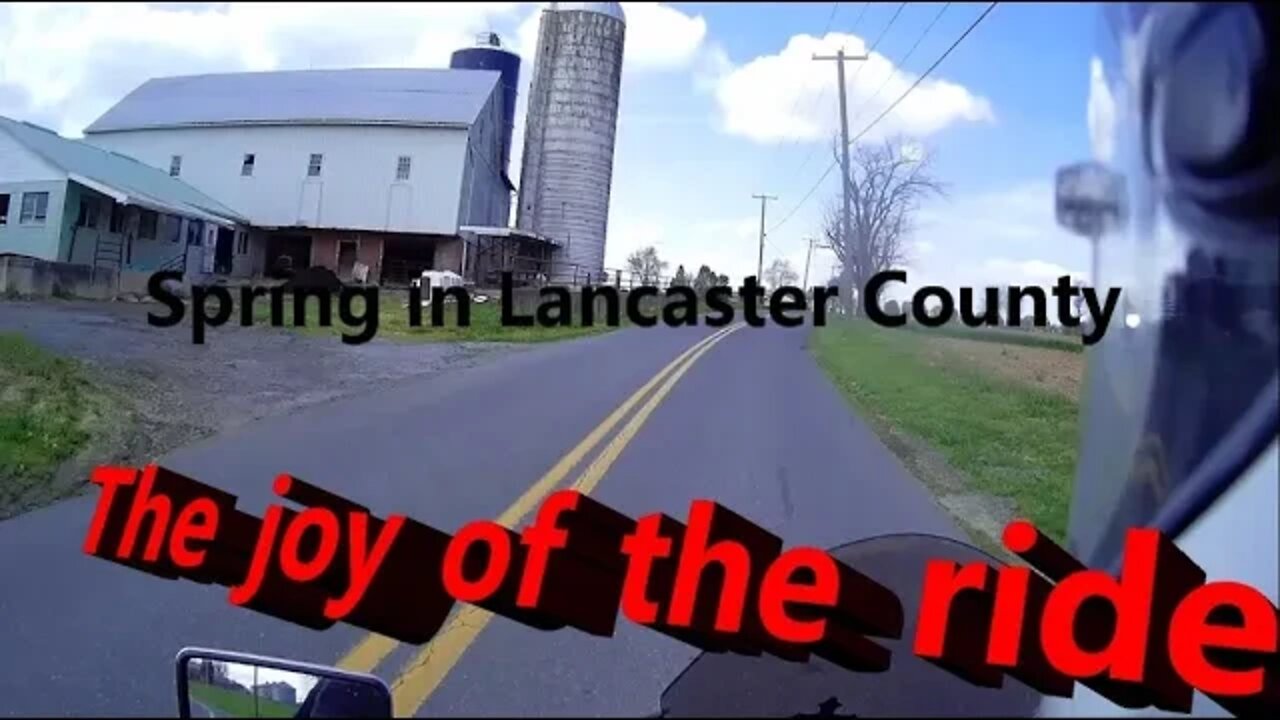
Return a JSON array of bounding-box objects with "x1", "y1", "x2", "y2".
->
[
  {"x1": 338, "y1": 240, "x2": 358, "y2": 281},
  {"x1": 265, "y1": 234, "x2": 312, "y2": 277},
  {"x1": 215, "y1": 227, "x2": 234, "y2": 274},
  {"x1": 382, "y1": 236, "x2": 436, "y2": 286}
]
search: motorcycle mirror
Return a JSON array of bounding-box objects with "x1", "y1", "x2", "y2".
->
[
  {"x1": 1055, "y1": 161, "x2": 1128, "y2": 239},
  {"x1": 175, "y1": 647, "x2": 392, "y2": 719}
]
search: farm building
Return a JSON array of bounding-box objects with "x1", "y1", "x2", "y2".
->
[
  {"x1": 82, "y1": 67, "x2": 519, "y2": 285},
  {"x1": 0, "y1": 115, "x2": 248, "y2": 283}
]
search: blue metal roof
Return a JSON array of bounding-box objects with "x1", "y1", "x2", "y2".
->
[
  {"x1": 83, "y1": 68, "x2": 501, "y2": 134},
  {"x1": 0, "y1": 115, "x2": 247, "y2": 224}
]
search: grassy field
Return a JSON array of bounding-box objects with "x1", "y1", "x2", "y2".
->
[
  {"x1": 0, "y1": 333, "x2": 114, "y2": 519},
  {"x1": 812, "y1": 320, "x2": 1081, "y2": 544},
  {"x1": 189, "y1": 681, "x2": 299, "y2": 718},
  {"x1": 903, "y1": 322, "x2": 1085, "y2": 354},
  {"x1": 250, "y1": 291, "x2": 622, "y2": 343}
]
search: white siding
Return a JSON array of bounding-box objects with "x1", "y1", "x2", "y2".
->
[
  {"x1": 0, "y1": 132, "x2": 69, "y2": 259},
  {"x1": 85, "y1": 125, "x2": 472, "y2": 235},
  {"x1": 0, "y1": 130, "x2": 64, "y2": 183}
]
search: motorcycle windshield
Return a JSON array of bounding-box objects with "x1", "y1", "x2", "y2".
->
[{"x1": 658, "y1": 534, "x2": 1042, "y2": 718}]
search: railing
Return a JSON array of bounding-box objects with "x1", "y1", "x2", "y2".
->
[
  {"x1": 93, "y1": 236, "x2": 123, "y2": 271},
  {"x1": 475, "y1": 256, "x2": 678, "y2": 290},
  {"x1": 157, "y1": 252, "x2": 186, "y2": 273}
]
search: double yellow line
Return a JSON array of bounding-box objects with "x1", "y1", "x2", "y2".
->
[{"x1": 337, "y1": 322, "x2": 744, "y2": 716}]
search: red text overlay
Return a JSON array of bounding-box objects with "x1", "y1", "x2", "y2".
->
[{"x1": 82, "y1": 465, "x2": 1276, "y2": 716}]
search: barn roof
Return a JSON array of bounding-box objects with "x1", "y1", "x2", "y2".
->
[
  {"x1": 0, "y1": 115, "x2": 246, "y2": 225},
  {"x1": 83, "y1": 68, "x2": 501, "y2": 134}
]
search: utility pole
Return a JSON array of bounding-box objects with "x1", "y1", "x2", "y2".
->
[
  {"x1": 813, "y1": 48, "x2": 866, "y2": 314},
  {"x1": 802, "y1": 236, "x2": 829, "y2": 289},
  {"x1": 752, "y1": 193, "x2": 777, "y2": 281}
]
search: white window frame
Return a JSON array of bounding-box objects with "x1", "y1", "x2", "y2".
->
[
  {"x1": 307, "y1": 154, "x2": 323, "y2": 177},
  {"x1": 169, "y1": 155, "x2": 182, "y2": 177},
  {"x1": 241, "y1": 153, "x2": 255, "y2": 177},
  {"x1": 19, "y1": 191, "x2": 48, "y2": 224},
  {"x1": 396, "y1": 156, "x2": 412, "y2": 181}
]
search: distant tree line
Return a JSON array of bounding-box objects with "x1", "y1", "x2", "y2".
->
[{"x1": 625, "y1": 246, "x2": 731, "y2": 291}]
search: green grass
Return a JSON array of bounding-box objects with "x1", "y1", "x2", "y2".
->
[
  {"x1": 0, "y1": 333, "x2": 110, "y2": 519},
  {"x1": 811, "y1": 320, "x2": 1079, "y2": 542},
  {"x1": 189, "y1": 681, "x2": 299, "y2": 718},
  {"x1": 250, "y1": 292, "x2": 622, "y2": 344},
  {"x1": 902, "y1": 322, "x2": 1085, "y2": 353}
]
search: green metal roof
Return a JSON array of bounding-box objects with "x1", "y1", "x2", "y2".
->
[{"x1": 0, "y1": 115, "x2": 247, "y2": 225}]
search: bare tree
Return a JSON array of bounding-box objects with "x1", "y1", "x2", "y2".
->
[
  {"x1": 626, "y1": 246, "x2": 668, "y2": 286},
  {"x1": 822, "y1": 136, "x2": 944, "y2": 314},
  {"x1": 763, "y1": 258, "x2": 799, "y2": 289}
]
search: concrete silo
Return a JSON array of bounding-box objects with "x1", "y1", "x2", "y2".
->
[{"x1": 516, "y1": 1, "x2": 626, "y2": 282}]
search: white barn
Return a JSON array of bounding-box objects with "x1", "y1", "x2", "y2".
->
[{"x1": 83, "y1": 68, "x2": 516, "y2": 284}]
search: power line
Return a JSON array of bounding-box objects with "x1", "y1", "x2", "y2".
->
[
  {"x1": 766, "y1": 1, "x2": 998, "y2": 235},
  {"x1": 778, "y1": 2, "x2": 869, "y2": 188},
  {"x1": 848, "y1": 2, "x2": 951, "y2": 132},
  {"x1": 843, "y1": 1, "x2": 908, "y2": 103},
  {"x1": 775, "y1": 2, "x2": 843, "y2": 152},
  {"x1": 764, "y1": 149, "x2": 841, "y2": 236},
  {"x1": 846, "y1": 1, "x2": 996, "y2": 149},
  {"x1": 781, "y1": 1, "x2": 900, "y2": 196},
  {"x1": 767, "y1": 1, "x2": 848, "y2": 181},
  {"x1": 797, "y1": 2, "x2": 866, "y2": 128}
]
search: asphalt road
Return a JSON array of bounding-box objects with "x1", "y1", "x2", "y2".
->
[{"x1": 0, "y1": 322, "x2": 960, "y2": 717}]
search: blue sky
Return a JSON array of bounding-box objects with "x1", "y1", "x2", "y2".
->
[
  {"x1": 0, "y1": 2, "x2": 1109, "y2": 298},
  {"x1": 589, "y1": 1, "x2": 1103, "y2": 294}
]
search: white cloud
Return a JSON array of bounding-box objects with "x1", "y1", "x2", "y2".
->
[
  {"x1": 1086, "y1": 56, "x2": 1116, "y2": 163},
  {"x1": 619, "y1": 2, "x2": 708, "y2": 70},
  {"x1": 516, "y1": 2, "x2": 707, "y2": 74},
  {"x1": 710, "y1": 31, "x2": 994, "y2": 145}
]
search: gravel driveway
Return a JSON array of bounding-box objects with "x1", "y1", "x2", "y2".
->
[{"x1": 0, "y1": 298, "x2": 521, "y2": 472}]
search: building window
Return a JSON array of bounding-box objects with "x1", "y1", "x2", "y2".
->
[
  {"x1": 170, "y1": 155, "x2": 182, "y2": 177},
  {"x1": 108, "y1": 202, "x2": 123, "y2": 233},
  {"x1": 396, "y1": 156, "x2": 412, "y2": 181},
  {"x1": 0, "y1": 194, "x2": 9, "y2": 225},
  {"x1": 139, "y1": 209, "x2": 158, "y2": 239},
  {"x1": 20, "y1": 192, "x2": 48, "y2": 224},
  {"x1": 242, "y1": 153, "x2": 255, "y2": 176},
  {"x1": 236, "y1": 231, "x2": 248, "y2": 255},
  {"x1": 307, "y1": 154, "x2": 323, "y2": 177},
  {"x1": 166, "y1": 215, "x2": 182, "y2": 243}
]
